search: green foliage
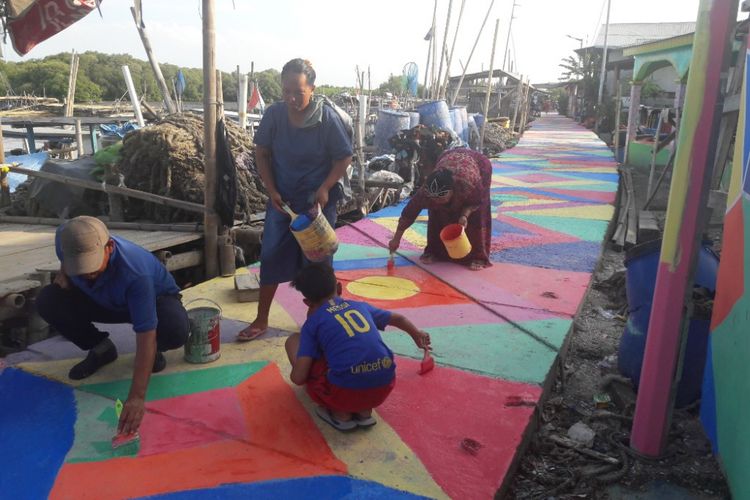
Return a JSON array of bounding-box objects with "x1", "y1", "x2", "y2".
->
[
  {"x1": 255, "y1": 69, "x2": 281, "y2": 103},
  {"x1": 641, "y1": 80, "x2": 663, "y2": 98},
  {"x1": 559, "y1": 49, "x2": 602, "y2": 118},
  {"x1": 377, "y1": 74, "x2": 406, "y2": 96},
  {"x1": 316, "y1": 85, "x2": 355, "y2": 97}
]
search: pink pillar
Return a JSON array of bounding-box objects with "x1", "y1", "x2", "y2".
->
[
  {"x1": 630, "y1": 0, "x2": 739, "y2": 457},
  {"x1": 623, "y1": 81, "x2": 642, "y2": 164}
]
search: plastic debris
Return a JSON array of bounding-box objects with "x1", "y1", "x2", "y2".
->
[{"x1": 567, "y1": 421, "x2": 596, "y2": 447}]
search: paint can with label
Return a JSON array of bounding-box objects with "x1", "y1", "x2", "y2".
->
[{"x1": 184, "y1": 299, "x2": 222, "y2": 364}]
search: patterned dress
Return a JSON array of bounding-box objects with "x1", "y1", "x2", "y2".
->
[{"x1": 397, "y1": 148, "x2": 493, "y2": 267}]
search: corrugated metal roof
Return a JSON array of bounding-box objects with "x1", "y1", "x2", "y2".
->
[{"x1": 591, "y1": 22, "x2": 696, "y2": 49}]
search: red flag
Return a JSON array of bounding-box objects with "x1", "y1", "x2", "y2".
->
[
  {"x1": 8, "y1": 0, "x2": 99, "y2": 55},
  {"x1": 247, "y1": 85, "x2": 260, "y2": 111}
]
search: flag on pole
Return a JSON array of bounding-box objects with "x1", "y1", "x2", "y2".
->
[{"x1": 248, "y1": 84, "x2": 265, "y2": 113}]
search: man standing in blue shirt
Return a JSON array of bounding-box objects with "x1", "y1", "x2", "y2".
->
[{"x1": 36, "y1": 216, "x2": 188, "y2": 434}]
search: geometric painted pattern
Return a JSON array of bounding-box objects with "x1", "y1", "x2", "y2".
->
[{"x1": 2, "y1": 115, "x2": 618, "y2": 499}]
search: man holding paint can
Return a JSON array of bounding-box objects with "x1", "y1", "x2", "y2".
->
[{"x1": 36, "y1": 216, "x2": 189, "y2": 434}]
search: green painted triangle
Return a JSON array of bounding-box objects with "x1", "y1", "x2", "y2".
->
[
  {"x1": 383, "y1": 319, "x2": 571, "y2": 385},
  {"x1": 507, "y1": 213, "x2": 609, "y2": 241},
  {"x1": 79, "y1": 361, "x2": 268, "y2": 402}
]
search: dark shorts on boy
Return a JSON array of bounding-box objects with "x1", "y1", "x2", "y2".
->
[{"x1": 305, "y1": 357, "x2": 395, "y2": 413}]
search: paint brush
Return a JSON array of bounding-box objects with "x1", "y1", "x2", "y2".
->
[
  {"x1": 386, "y1": 251, "x2": 395, "y2": 272},
  {"x1": 111, "y1": 431, "x2": 140, "y2": 450},
  {"x1": 418, "y1": 347, "x2": 435, "y2": 375}
]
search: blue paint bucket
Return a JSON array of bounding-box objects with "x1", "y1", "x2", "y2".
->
[
  {"x1": 375, "y1": 109, "x2": 410, "y2": 154},
  {"x1": 617, "y1": 239, "x2": 719, "y2": 407},
  {"x1": 452, "y1": 106, "x2": 469, "y2": 142},
  {"x1": 416, "y1": 100, "x2": 452, "y2": 131},
  {"x1": 407, "y1": 111, "x2": 420, "y2": 128}
]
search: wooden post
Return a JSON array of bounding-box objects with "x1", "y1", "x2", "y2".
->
[
  {"x1": 511, "y1": 75, "x2": 523, "y2": 130},
  {"x1": 479, "y1": 19, "x2": 500, "y2": 151},
  {"x1": 422, "y1": 4, "x2": 434, "y2": 100},
  {"x1": 0, "y1": 118, "x2": 7, "y2": 208},
  {"x1": 624, "y1": 81, "x2": 642, "y2": 164},
  {"x1": 440, "y1": 0, "x2": 466, "y2": 100},
  {"x1": 25, "y1": 125, "x2": 36, "y2": 153},
  {"x1": 131, "y1": 0, "x2": 177, "y2": 114},
  {"x1": 64, "y1": 52, "x2": 79, "y2": 117},
  {"x1": 630, "y1": 0, "x2": 739, "y2": 458},
  {"x1": 430, "y1": 1, "x2": 438, "y2": 97},
  {"x1": 105, "y1": 163, "x2": 124, "y2": 221},
  {"x1": 434, "y1": 0, "x2": 453, "y2": 100},
  {"x1": 450, "y1": 0, "x2": 495, "y2": 106},
  {"x1": 613, "y1": 80, "x2": 623, "y2": 161},
  {"x1": 358, "y1": 96, "x2": 367, "y2": 204},
  {"x1": 202, "y1": 0, "x2": 219, "y2": 279},
  {"x1": 647, "y1": 109, "x2": 665, "y2": 197},
  {"x1": 122, "y1": 65, "x2": 145, "y2": 127},
  {"x1": 238, "y1": 74, "x2": 248, "y2": 130},
  {"x1": 74, "y1": 119, "x2": 84, "y2": 157},
  {"x1": 0, "y1": 117, "x2": 5, "y2": 163}
]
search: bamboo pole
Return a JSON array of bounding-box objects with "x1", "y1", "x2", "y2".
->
[
  {"x1": 613, "y1": 81, "x2": 622, "y2": 161},
  {"x1": 74, "y1": 119, "x2": 84, "y2": 157},
  {"x1": 430, "y1": 1, "x2": 438, "y2": 97},
  {"x1": 479, "y1": 19, "x2": 501, "y2": 151},
  {"x1": 511, "y1": 75, "x2": 523, "y2": 130},
  {"x1": 422, "y1": 8, "x2": 434, "y2": 100},
  {"x1": 434, "y1": 0, "x2": 453, "y2": 100},
  {"x1": 122, "y1": 65, "x2": 145, "y2": 127},
  {"x1": 6, "y1": 165, "x2": 208, "y2": 214},
  {"x1": 440, "y1": 0, "x2": 466, "y2": 100},
  {"x1": 65, "y1": 52, "x2": 79, "y2": 117},
  {"x1": 238, "y1": 74, "x2": 248, "y2": 130},
  {"x1": 202, "y1": 0, "x2": 219, "y2": 278},
  {"x1": 450, "y1": 0, "x2": 495, "y2": 106},
  {"x1": 131, "y1": 0, "x2": 177, "y2": 114}
]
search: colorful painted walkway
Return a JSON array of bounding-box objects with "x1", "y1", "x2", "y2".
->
[{"x1": 1, "y1": 115, "x2": 618, "y2": 499}]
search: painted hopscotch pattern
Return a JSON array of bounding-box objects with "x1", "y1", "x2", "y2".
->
[{"x1": 1, "y1": 115, "x2": 618, "y2": 499}]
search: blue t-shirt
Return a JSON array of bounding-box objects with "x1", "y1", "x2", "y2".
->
[
  {"x1": 297, "y1": 297, "x2": 395, "y2": 389},
  {"x1": 254, "y1": 102, "x2": 353, "y2": 212},
  {"x1": 55, "y1": 231, "x2": 180, "y2": 333}
]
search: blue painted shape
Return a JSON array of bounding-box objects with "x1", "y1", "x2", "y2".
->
[
  {"x1": 491, "y1": 240, "x2": 601, "y2": 272},
  {"x1": 141, "y1": 475, "x2": 429, "y2": 499},
  {"x1": 491, "y1": 218, "x2": 533, "y2": 237},
  {"x1": 700, "y1": 342, "x2": 719, "y2": 453},
  {"x1": 0, "y1": 368, "x2": 76, "y2": 498},
  {"x1": 555, "y1": 171, "x2": 619, "y2": 183},
  {"x1": 334, "y1": 255, "x2": 414, "y2": 271}
]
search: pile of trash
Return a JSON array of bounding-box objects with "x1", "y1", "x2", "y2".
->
[
  {"x1": 482, "y1": 122, "x2": 518, "y2": 157},
  {"x1": 119, "y1": 113, "x2": 267, "y2": 223}
]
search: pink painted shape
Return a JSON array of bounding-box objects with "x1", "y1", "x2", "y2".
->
[
  {"x1": 498, "y1": 200, "x2": 597, "y2": 213},
  {"x1": 337, "y1": 219, "x2": 421, "y2": 252},
  {"x1": 379, "y1": 357, "x2": 541, "y2": 500},
  {"x1": 139, "y1": 387, "x2": 248, "y2": 456},
  {"x1": 424, "y1": 261, "x2": 590, "y2": 317},
  {"x1": 390, "y1": 302, "x2": 565, "y2": 328},
  {"x1": 272, "y1": 283, "x2": 308, "y2": 328},
  {"x1": 513, "y1": 173, "x2": 571, "y2": 183},
  {"x1": 542, "y1": 188, "x2": 616, "y2": 204}
]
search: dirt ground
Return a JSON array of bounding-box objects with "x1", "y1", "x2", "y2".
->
[{"x1": 504, "y1": 163, "x2": 730, "y2": 499}]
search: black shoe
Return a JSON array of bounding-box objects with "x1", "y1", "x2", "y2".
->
[
  {"x1": 152, "y1": 351, "x2": 166, "y2": 373},
  {"x1": 69, "y1": 339, "x2": 118, "y2": 380}
]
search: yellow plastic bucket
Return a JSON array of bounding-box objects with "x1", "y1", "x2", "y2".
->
[
  {"x1": 440, "y1": 223, "x2": 472, "y2": 259},
  {"x1": 284, "y1": 204, "x2": 339, "y2": 262}
]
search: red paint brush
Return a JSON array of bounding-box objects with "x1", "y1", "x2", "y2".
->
[
  {"x1": 386, "y1": 252, "x2": 395, "y2": 272},
  {"x1": 418, "y1": 347, "x2": 435, "y2": 375},
  {"x1": 112, "y1": 431, "x2": 140, "y2": 449}
]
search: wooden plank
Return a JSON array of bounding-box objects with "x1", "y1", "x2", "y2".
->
[
  {"x1": 0, "y1": 279, "x2": 41, "y2": 297},
  {"x1": 1, "y1": 116, "x2": 133, "y2": 126}
]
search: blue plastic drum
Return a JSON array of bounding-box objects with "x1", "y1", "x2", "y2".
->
[
  {"x1": 374, "y1": 109, "x2": 410, "y2": 154},
  {"x1": 416, "y1": 100, "x2": 452, "y2": 130}
]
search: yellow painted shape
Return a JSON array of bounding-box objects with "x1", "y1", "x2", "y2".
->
[
  {"x1": 500, "y1": 199, "x2": 565, "y2": 208},
  {"x1": 180, "y1": 269, "x2": 299, "y2": 332},
  {"x1": 372, "y1": 217, "x2": 427, "y2": 249},
  {"x1": 347, "y1": 276, "x2": 420, "y2": 301},
  {"x1": 20, "y1": 340, "x2": 447, "y2": 499},
  {"x1": 506, "y1": 204, "x2": 615, "y2": 221}
]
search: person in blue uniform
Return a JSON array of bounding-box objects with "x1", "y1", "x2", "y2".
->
[
  {"x1": 284, "y1": 263, "x2": 431, "y2": 431},
  {"x1": 36, "y1": 216, "x2": 188, "y2": 434},
  {"x1": 237, "y1": 58, "x2": 353, "y2": 341}
]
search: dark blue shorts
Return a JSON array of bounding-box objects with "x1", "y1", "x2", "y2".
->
[{"x1": 258, "y1": 202, "x2": 338, "y2": 285}]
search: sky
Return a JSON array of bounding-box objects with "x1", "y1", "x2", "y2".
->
[{"x1": 2, "y1": 0, "x2": 712, "y2": 88}]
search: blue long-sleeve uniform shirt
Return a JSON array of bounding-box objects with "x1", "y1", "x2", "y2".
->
[{"x1": 55, "y1": 230, "x2": 179, "y2": 333}]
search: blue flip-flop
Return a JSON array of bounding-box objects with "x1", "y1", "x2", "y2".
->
[
  {"x1": 354, "y1": 414, "x2": 377, "y2": 428},
  {"x1": 314, "y1": 406, "x2": 357, "y2": 432}
]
